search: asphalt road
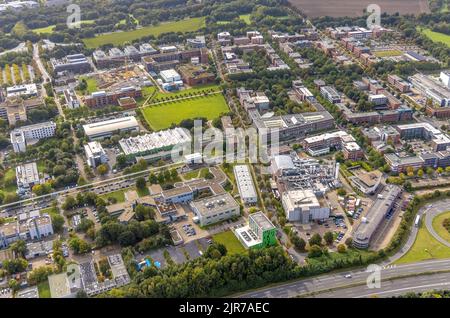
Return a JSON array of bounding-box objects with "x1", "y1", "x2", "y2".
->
[
  {"x1": 424, "y1": 200, "x2": 450, "y2": 248},
  {"x1": 237, "y1": 259, "x2": 450, "y2": 298}
]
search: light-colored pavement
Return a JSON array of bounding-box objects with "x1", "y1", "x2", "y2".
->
[{"x1": 424, "y1": 200, "x2": 450, "y2": 248}]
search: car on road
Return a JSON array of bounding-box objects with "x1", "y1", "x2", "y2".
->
[{"x1": 344, "y1": 274, "x2": 352, "y2": 279}]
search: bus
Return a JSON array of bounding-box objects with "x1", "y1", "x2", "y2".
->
[{"x1": 414, "y1": 215, "x2": 421, "y2": 228}]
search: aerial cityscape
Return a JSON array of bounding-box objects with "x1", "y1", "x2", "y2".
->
[{"x1": 0, "y1": 0, "x2": 450, "y2": 304}]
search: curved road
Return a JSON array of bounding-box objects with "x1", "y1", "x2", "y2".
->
[
  {"x1": 237, "y1": 199, "x2": 450, "y2": 298},
  {"x1": 424, "y1": 200, "x2": 450, "y2": 247}
]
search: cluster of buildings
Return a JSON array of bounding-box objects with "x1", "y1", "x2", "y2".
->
[
  {"x1": 219, "y1": 30, "x2": 290, "y2": 75},
  {"x1": 142, "y1": 46, "x2": 208, "y2": 73},
  {"x1": 6, "y1": 84, "x2": 38, "y2": 99},
  {"x1": 84, "y1": 86, "x2": 142, "y2": 109},
  {"x1": 234, "y1": 211, "x2": 277, "y2": 249},
  {"x1": 409, "y1": 72, "x2": 450, "y2": 118},
  {"x1": 270, "y1": 154, "x2": 340, "y2": 224},
  {"x1": 10, "y1": 121, "x2": 57, "y2": 153},
  {"x1": 303, "y1": 130, "x2": 363, "y2": 160},
  {"x1": 0, "y1": 1, "x2": 38, "y2": 13},
  {"x1": 382, "y1": 123, "x2": 450, "y2": 173},
  {"x1": 0, "y1": 210, "x2": 54, "y2": 249},
  {"x1": 236, "y1": 87, "x2": 270, "y2": 112},
  {"x1": 93, "y1": 44, "x2": 158, "y2": 68}
]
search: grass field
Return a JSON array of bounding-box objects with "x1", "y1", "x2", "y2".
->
[
  {"x1": 212, "y1": 231, "x2": 246, "y2": 255},
  {"x1": 0, "y1": 168, "x2": 17, "y2": 195},
  {"x1": 432, "y1": 211, "x2": 450, "y2": 244},
  {"x1": 141, "y1": 83, "x2": 220, "y2": 102},
  {"x1": 373, "y1": 50, "x2": 403, "y2": 57},
  {"x1": 32, "y1": 20, "x2": 95, "y2": 34},
  {"x1": 419, "y1": 27, "x2": 450, "y2": 48},
  {"x1": 142, "y1": 93, "x2": 229, "y2": 131},
  {"x1": 77, "y1": 76, "x2": 99, "y2": 95},
  {"x1": 395, "y1": 221, "x2": 450, "y2": 264},
  {"x1": 100, "y1": 190, "x2": 126, "y2": 204},
  {"x1": 38, "y1": 281, "x2": 51, "y2": 298},
  {"x1": 239, "y1": 14, "x2": 252, "y2": 25},
  {"x1": 83, "y1": 17, "x2": 206, "y2": 48},
  {"x1": 136, "y1": 186, "x2": 150, "y2": 197}
]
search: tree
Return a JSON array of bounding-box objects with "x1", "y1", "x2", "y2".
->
[
  {"x1": 69, "y1": 236, "x2": 91, "y2": 254},
  {"x1": 149, "y1": 173, "x2": 158, "y2": 184},
  {"x1": 136, "y1": 177, "x2": 147, "y2": 190},
  {"x1": 291, "y1": 235, "x2": 306, "y2": 252},
  {"x1": 426, "y1": 167, "x2": 435, "y2": 176},
  {"x1": 417, "y1": 169, "x2": 424, "y2": 178},
  {"x1": 8, "y1": 279, "x2": 19, "y2": 293},
  {"x1": 97, "y1": 164, "x2": 109, "y2": 175},
  {"x1": 51, "y1": 214, "x2": 65, "y2": 233},
  {"x1": 308, "y1": 245, "x2": 323, "y2": 258},
  {"x1": 135, "y1": 204, "x2": 155, "y2": 221},
  {"x1": 337, "y1": 244, "x2": 346, "y2": 253},
  {"x1": 62, "y1": 196, "x2": 77, "y2": 210},
  {"x1": 116, "y1": 154, "x2": 127, "y2": 168},
  {"x1": 337, "y1": 188, "x2": 347, "y2": 196},
  {"x1": 323, "y1": 231, "x2": 334, "y2": 245},
  {"x1": 10, "y1": 240, "x2": 27, "y2": 257},
  {"x1": 309, "y1": 233, "x2": 322, "y2": 246},
  {"x1": 345, "y1": 237, "x2": 353, "y2": 247}
]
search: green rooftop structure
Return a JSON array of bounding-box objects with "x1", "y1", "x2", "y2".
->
[{"x1": 235, "y1": 211, "x2": 277, "y2": 249}]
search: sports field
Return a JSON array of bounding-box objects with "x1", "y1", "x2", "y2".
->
[
  {"x1": 373, "y1": 50, "x2": 403, "y2": 57},
  {"x1": 142, "y1": 93, "x2": 229, "y2": 131},
  {"x1": 419, "y1": 27, "x2": 450, "y2": 48},
  {"x1": 83, "y1": 17, "x2": 206, "y2": 48}
]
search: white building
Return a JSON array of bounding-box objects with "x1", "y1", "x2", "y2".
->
[
  {"x1": 27, "y1": 214, "x2": 53, "y2": 240},
  {"x1": 369, "y1": 94, "x2": 388, "y2": 106},
  {"x1": 440, "y1": 71, "x2": 450, "y2": 88},
  {"x1": 190, "y1": 193, "x2": 240, "y2": 226},
  {"x1": 16, "y1": 162, "x2": 40, "y2": 191},
  {"x1": 160, "y1": 69, "x2": 181, "y2": 83},
  {"x1": 84, "y1": 141, "x2": 108, "y2": 168},
  {"x1": 6, "y1": 84, "x2": 38, "y2": 98},
  {"x1": 64, "y1": 89, "x2": 80, "y2": 109},
  {"x1": 282, "y1": 189, "x2": 330, "y2": 223},
  {"x1": 83, "y1": 116, "x2": 139, "y2": 140},
  {"x1": 10, "y1": 121, "x2": 57, "y2": 153},
  {"x1": 233, "y1": 165, "x2": 257, "y2": 204}
]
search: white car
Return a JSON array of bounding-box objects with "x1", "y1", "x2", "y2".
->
[{"x1": 344, "y1": 274, "x2": 352, "y2": 279}]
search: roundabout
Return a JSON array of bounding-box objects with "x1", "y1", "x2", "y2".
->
[{"x1": 428, "y1": 210, "x2": 450, "y2": 247}]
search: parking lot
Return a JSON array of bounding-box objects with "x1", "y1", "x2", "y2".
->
[
  {"x1": 137, "y1": 238, "x2": 210, "y2": 269},
  {"x1": 294, "y1": 217, "x2": 348, "y2": 246},
  {"x1": 0, "y1": 287, "x2": 12, "y2": 298}
]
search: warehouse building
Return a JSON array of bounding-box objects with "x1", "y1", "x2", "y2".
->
[
  {"x1": 233, "y1": 165, "x2": 257, "y2": 204},
  {"x1": 82, "y1": 116, "x2": 140, "y2": 140},
  {"x1": 281, "y1": 189, "x2": 330, "y2": 223}
]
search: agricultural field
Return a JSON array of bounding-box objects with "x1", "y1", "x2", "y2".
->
[
  {"x1": 142, "y1": 92, "x2": 229, "y2": 131},
  {"x1": 83, "y1": 17, "x2": 206, "y2": 48},
  {"x1": 32, "y1": 20, "x2": 96, "y2": 34},
  {"x1": 419, "y1": 27, "x2": 450, "y2": 48},
  {"x1": 289, "y1": 0, "x2": 430, "y2": 17},
  {"x1": 373, "y1": 50, "x2": 403, "y2": 57}
]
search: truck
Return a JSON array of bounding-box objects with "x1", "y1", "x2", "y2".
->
[{"x1": 414, "y1": 215, "x2": 421, "y2": 228}]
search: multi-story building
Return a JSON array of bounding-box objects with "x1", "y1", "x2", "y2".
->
[
  {"x1": 388, "y1": 74, "x2": 411, "y2": 93},
  {"x1": 83, "y1": 116, "x2": 140, "y2": 140},
  {"x1": 190, "y1": 193, "x2": 240, "y2": 226},
  {"x1": 84, "y1": 141, "x2": 108, "y2": 168},
  {"x1": 281, "y1": 189, "x2": 330, "y2": 224},
  {"x1": 303, "y1": 130, "x2": 363, "y2": 160},
  {"x1": 396, "y1": 123, "x2": 450, "y2": 152},
  {"x1": 320, "y1": 86, "x2": 341, "y2": 104},
  {"x1": 233, "y1": 165, "x2": 257, "y2": 204},
  {"x1": 178, "y1": 64, "x2": 215, "y2": 86},
  {"x1": 10, "y1": 121, "x2": 57, "y2": 153},
  {"x1": 64, "y1": 89, "x2": 80, "y2": 109},
  {"x1": 16, "y1": 162, "x2": 40, "y2": 192},
  {"x1": 27, "y1": 215, "x2": 53, "y2": 240},
  {"x1": 50, "y1": 53, "x2": 91, "y2": 75},
  {"x1": 6, "y1": 84, "x2": 38, "y2": 98},
  {"x1": 84, "y1": 86, "x2": 142, "y2": 108},
  {"x1": 235, "y1": 211, "x2": 277, "y2": 249},
  {"x1": 142, "y1": 48, "x2": 208, "y2": 72}
]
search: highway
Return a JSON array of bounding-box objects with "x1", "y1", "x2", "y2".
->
[{"x1": 237, "y1": 259, "x2": 450, "y2": 298}]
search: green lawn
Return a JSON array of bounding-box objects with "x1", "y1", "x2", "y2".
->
[
  {"x1": 136, "y1": 186, "x2": 150, "y2": 197},
  {"x1": 83, "y1": 17, "x2": 206, "y2": 48},
  {"x1": 100, "y1": 190, "x2": 126, "y2": 204},
  {"x1": 0, "y1": 168, "x2": 17, "y2": 195},
  {"x1": 306, "y1": 248, "x2": 376, "y2": 266},
  {"x1": 78, "y1": 76, "x2": 99, "y2": 95},
  {"x1": 183, "y1": 168, "x2": 210, "y2": 180},
  {"x1": 373, "y1": 50, "x2": 403, "y2": 57},
  {"x1": 432, "y1": 211, "x2": 450, "y2": 244},
  {"x1": 395, "y1": 221, "x2": 450, "y2": 265},
  {"x1": 38, "y1": 281, "x2": 51, "y2": 298},
  {"x1": 41, "y1": 206, "x2": 59, "y2": 217},
  {"x1": 212, "y1": 231, "x2": 246, "y2": 255},
  {"x1": 418, "y1": 27, "x2": 450, "y2": 48},
  {"x1": 239, "y1": 14, "x2": 252, "y2": 25},
  {"x1": 32, "y1": 20, "x2": 95, "y2": 34},
  {"x1": 140, "y1": 84, "x2": 221, "y2": 104},
  {"x1": 142, "y1": 93, "x2": 229, "y2": 131}
]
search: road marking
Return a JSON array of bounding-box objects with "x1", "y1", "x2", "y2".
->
[{"x1": 354, "y1": 281, "x2": 450, "y2": 298}]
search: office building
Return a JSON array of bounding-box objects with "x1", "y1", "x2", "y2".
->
[
  {"x1": 82, "y1": 116, "x2": 140, "y2": 140},
  {"x1": 352, "y1": 185, "x2": 401, "y2": 249},
  {"x1": 396, "y1": 123, "x2": 450, "y2": 152},
  {"x1": 64, "y1": 89, "x2": 80, "y2": 109},
  {"x1": 16, "y1": 162, "x2": 40, "y2": 191},
  {"x1": 50, "y1": 53, "x2": 91, "y2": 75},
  {"x1": 84, "y1": 86, "x2": 142, "y2": 108},
  {"x1": 84, "y1": 141, "x2": 108, "y2": 168},
  {"x1": 178, "y1": 64, "x2": 215, "y2": 86},
  {"x1": 235, "y1": 212, "x2": 277, "y2": 249},
  {"x1": 190, "y1": 193, "x2": 240, "y2": 226},
  {"x1": 6, "y1": 84, "x2": 38, "y2": 98},
  {"x1": 320, "y1": 86, "x2": 341, "y2": 104},
  {"x1": 233, "y1": 165, "x2": 257, "y2": 204},
  {"x1": 10, "y1": 121, "x2": 57, "y2": 153},
  {"x1": 27, "y1": 214, "x2": 53, "y2": 240},
  {"x1": 282, "y1": 189, "x2": 330, "y2": 223},
  {"x1": 160, "y1": 69, "x2": 181, "y2": 83},
  {"x1": 303, "y1": 130, "x2": 363, "y2": 159}
]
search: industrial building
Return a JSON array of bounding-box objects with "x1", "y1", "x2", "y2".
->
[
  {"x1": 84, "y1": 141, "x2": 108, "y2": 168},
  {"x1": 6, "y1": 84, "x2": 38, "y2": 98},
  {"x1": 82, "y1": 116, "x2": 140, "y2": 140},
  {"x1": 235, "y1": 212, "x2": 277, "y2": 249},
  {"x1": 119, "y1": 127, "x2": 191, "y2": 162},
  {"x1": 281, "y1": 189, "x2": 330, "y2": 223},
  {"x1": 190, "y1": 192, "x2": 240, "y2": 226},
  {"x1": 233, "y1": 165, "x2": 258, "y2": 204},
  {"x1": 10, "y1": 121, "x2": 57, "y2": 153},
  {"x1": 160, "y1": 69, "x2": 181, "y2": 83},
  {"x1": 352, "y1": 185, "x2": 402, "y2": 249}
]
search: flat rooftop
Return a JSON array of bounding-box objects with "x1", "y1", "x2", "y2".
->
[{"x1": 249, "y1": 211, "x2": 275, "y2": 231}]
